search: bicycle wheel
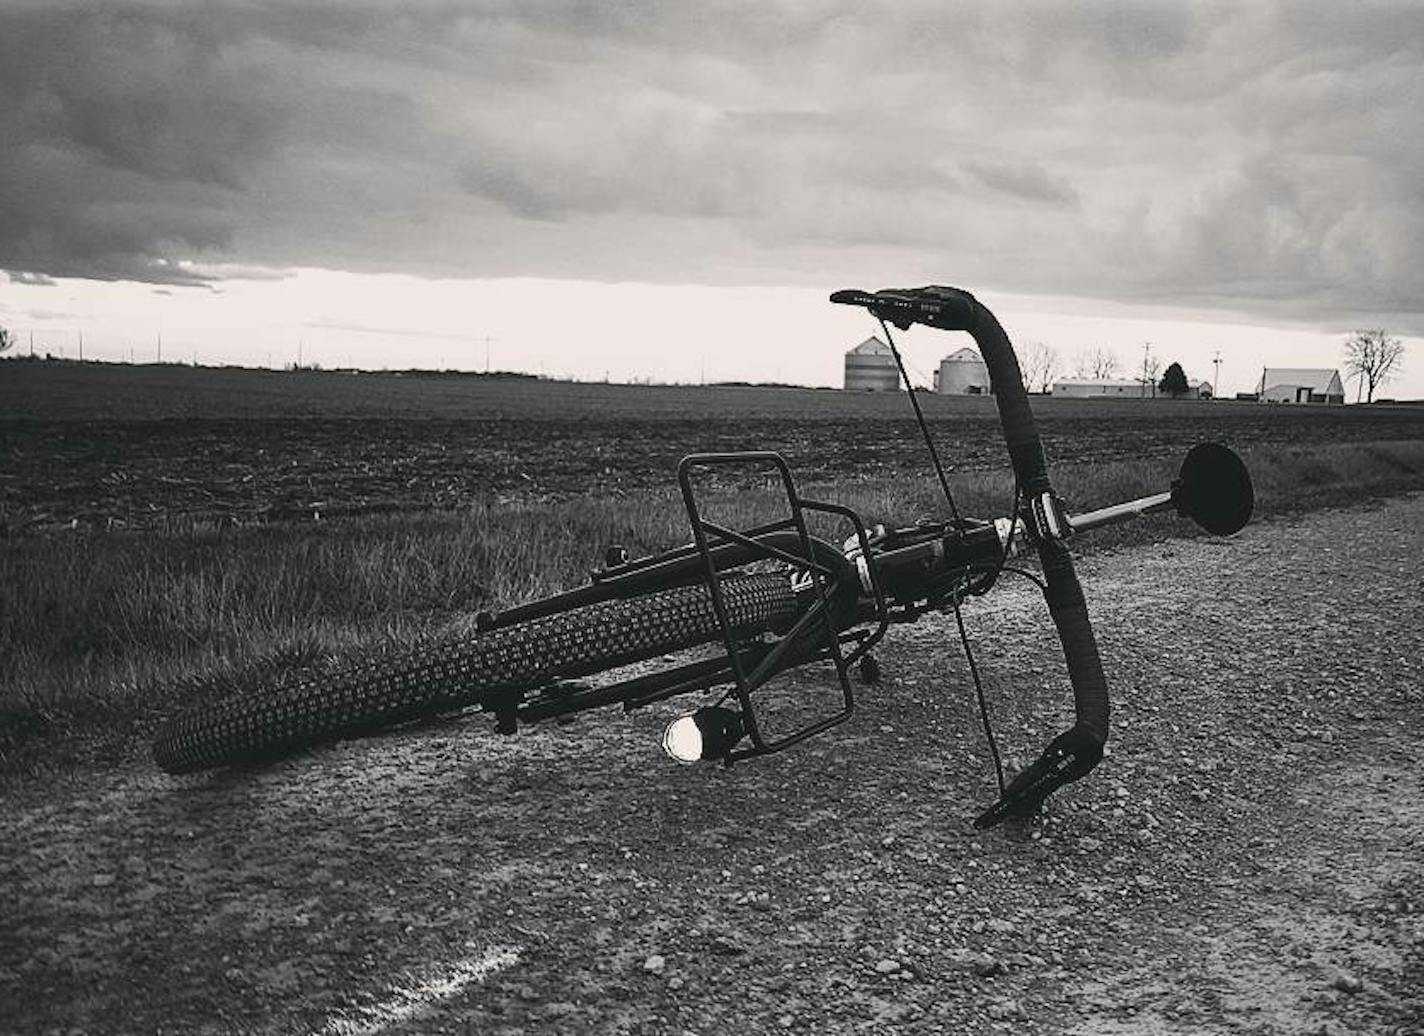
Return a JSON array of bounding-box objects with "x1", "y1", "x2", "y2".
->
[{"x1": 152, "y1": 573, "x2": 800, "y2": 774}]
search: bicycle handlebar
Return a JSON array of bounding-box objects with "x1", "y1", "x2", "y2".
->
[{"x1": 832, "y1": 285, "x2": 1109, "y2": 827}]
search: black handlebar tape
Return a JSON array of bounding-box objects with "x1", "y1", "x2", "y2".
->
[
  {"x1": 1046, "y1": 596, "x2": 1111, "y2": 746},
  {"x1": 949, "y1": 288, "x2": 1109, "y2": 751},
  {"x1": 832, "y1": 284, "x2": 1111, "y2": 758}
]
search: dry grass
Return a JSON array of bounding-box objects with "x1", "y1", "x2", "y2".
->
[{"x1": 3, "y1": 438, "x2": 1423, "y2": 761}]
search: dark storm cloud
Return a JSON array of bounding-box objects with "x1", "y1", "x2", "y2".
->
[
  {"x1": 0, "y1": 6, "x2": 277, "y2": 282},
  {"x1": 2, "y1": 2, "x2": 1422, "y2": 331}
]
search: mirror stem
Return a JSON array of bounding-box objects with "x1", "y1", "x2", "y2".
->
[{"x1": 1067, "y1": 491, "x2": 1175, "y2": 535}]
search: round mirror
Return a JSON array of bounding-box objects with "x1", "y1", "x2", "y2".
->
[{"x1": 1173, "y1": 443, "x2": 1254, "y2": 536}]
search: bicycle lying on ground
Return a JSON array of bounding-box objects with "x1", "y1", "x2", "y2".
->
[{"x1": 153, "y1": 285, "x2": 1254, "y2": 828}]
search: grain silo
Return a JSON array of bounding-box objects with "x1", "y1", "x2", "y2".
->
[
  {"x1": 844, "y1": 337, "x2": 900, "y2": 392},
  {"x1": 934, "y1": 346, "x2": 991, "y2": 395}
]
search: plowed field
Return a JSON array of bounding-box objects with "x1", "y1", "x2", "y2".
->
[{"x1": 4, "y1": 362, "x2": 1422, "y2": 531}]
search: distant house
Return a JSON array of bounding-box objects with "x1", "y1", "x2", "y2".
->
[
  {"x1": 844, "y1": 336, "x2": 900, "y2": 392},
  {"x1": 933, "y1": 346, "x2": 991, "y2": 395},
  {"x1": 1258, "y1": 368, "x2": 1344, "y2": 404},
  {"x1": 1169, "y1": 379, "x2": 1213, "y2": 399}
]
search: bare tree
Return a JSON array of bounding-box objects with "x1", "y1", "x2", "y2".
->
[
  {"x1": 0, "y1": 327, "x2": 13, "y2": 354},
  {"x1": 1144, "y1": 354, "x2": 1162, "y2": 398},
  {"x1": 1018, "y1": 340, "x2": 1058, "y2": 393},
  {"x1": 1343, "y1": 329, "x2": 1404, "y2": 403},
  {"x1": 1072, "y1": 345, "x2": 1119, "y2": 380}
]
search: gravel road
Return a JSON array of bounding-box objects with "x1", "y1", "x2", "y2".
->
[{"x1": 3, "y1": 494, "x2": 1421, "y2": 1035}]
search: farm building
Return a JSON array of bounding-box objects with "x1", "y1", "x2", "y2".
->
[
  {"x1": 933, "y1": 347, "x2": 991, "y2": 395},
  {"x1": 1258, "y1": 368, "x2": 1345, "y2": 404},
  {"x1": 1164, "y1": 379, "x2": 1213, "y2": 399},
  {"x1": 1051, "y1": 378, "x2": 1152, "y2": 398},
  {"x1": 844, "y1": 336, "x2": 900, "y2": 392},
  {"x1": 1050, "y1": 377, "x2": 1212, "y2": 399}
]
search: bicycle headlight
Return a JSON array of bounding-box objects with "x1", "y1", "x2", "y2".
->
[{"x1": 661, "y1": 707, "x2": 744, "y2": 764}]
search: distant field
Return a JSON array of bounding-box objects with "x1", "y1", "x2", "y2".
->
[
  {"x1": 5, "y1": 356, "x2": 1422, "y2": 423},
  {"x1": 5, "y1": 359, "x2": 1424, "y2": 531}
]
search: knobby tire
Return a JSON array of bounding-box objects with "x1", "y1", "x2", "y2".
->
[{"x1": 153, "y1": 574, "x2": 799, "y2": 774}]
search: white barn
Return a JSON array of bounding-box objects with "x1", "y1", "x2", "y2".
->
[
  {"x1": 844, "y1": 337, "x2": 900, "y2": 392},
  {"x1": 1258, "y1": 368, "x2": 1344, "y2": 404},
  {"x1": 934, "y1": 347, "x2": 991, "y2": 395}
]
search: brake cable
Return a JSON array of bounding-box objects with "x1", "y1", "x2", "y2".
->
[
  {"x1": 876, "y1": 318, "x2": 963, "y2": 529},
  {"x1": 876, "y1": 317, "x2": 1011, "y2": 796}
]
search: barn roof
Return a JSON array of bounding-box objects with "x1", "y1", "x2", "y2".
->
[
  {"x1": 847, "y1": 336, "x2": 892, "y2": 356},
  {"x1": 941, "y1": 346, "x2": 984, "y2": 364},
  {"x1": 1260, "y1": 368, "x2": 1341, "y2": 392}
]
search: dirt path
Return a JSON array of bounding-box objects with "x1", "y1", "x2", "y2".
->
[{"x1": 3, "y1": 496, "x2": 1422, "y2": 1035}]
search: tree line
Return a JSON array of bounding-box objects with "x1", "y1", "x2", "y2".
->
[{"x1": 1013, "y1": 331, "x2": 1407, "y2": 400}]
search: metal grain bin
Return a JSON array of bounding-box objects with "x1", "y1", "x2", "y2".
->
[
  {"x1": 844, "y1": 336, "x2": 900, "y2": 391},
  {"x1": 934, "y1": 346, "x2": 991, "y2": 395}
]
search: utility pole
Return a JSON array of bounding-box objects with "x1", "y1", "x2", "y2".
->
[
  {"x1": 484, "y1": 336, "x2": 491, "y2": 373},
  {"x1": 78, "y1": 330, "x2": 83, "y2": 362},
  {"x1": 1142, "y1": 342, "x2": 1152, "y2": 398},
  {"x1": 157, "y1": 331, "x2": 162, "y2": 364}
]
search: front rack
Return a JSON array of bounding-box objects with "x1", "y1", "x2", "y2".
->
[{"x1": 677, "y1": 451, "x2": 889, "y2": 761}]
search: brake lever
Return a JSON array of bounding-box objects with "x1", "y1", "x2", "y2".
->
[{"x1": 973, "y1": 726, "x2": 1104, "y2": 829}]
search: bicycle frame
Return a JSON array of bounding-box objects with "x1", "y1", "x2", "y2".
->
[{"x1": 502, "y1": 440, "x2": 1252, "y2": 783}]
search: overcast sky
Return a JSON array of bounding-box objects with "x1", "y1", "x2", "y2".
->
[{"x1": 2, "y1": 2, "x2": 1421, "y2": 397}]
